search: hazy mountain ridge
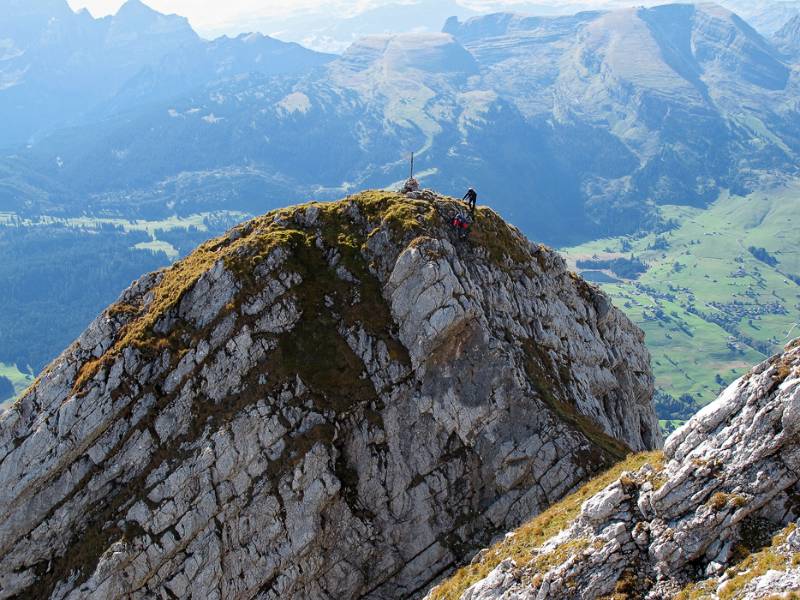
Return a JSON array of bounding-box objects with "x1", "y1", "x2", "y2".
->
[
  {"x1": 720, "y1": 0, "x2": 800, "y2": 35},
  {"x1": 3, "y1": 2, "x2": 798, "y2": 246},
  {"x1": 448, "y1": 5, "x2": 798, "y2": 212},
  {"x1": 775, "y1": 13, "x2": 800, "y2": 57},
  {"x1": 0, "y1": 0, "x2": 333, "y2": 145},
  {"x1": 0, "y1": 0, "x2": 198, "y2": 143}
]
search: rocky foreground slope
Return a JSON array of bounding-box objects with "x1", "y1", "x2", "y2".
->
[
  {"x1": 0, "y1": 192, "x2": 659, "y2": 599},
  {"x1": 429, "y1": 339, "x2": 800, "y2": 600}
]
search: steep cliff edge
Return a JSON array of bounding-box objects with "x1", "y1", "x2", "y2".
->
[
  {"x1": 0, "y1": 191, "x2": 659, "y2": 599},
  {"x1": 431, "y1": 339, "x2": 800, "y2": 600}
]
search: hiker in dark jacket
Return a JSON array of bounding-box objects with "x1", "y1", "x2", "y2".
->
[{"x1": 463, "y1": 188, "x2": 477, "y2": 215}]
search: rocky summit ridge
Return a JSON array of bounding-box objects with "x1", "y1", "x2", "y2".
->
[
  {"x1": 429, "y1": 338, "x2": 800, "y2": 600},
  {"x1": 0, "y1": 191, "x2": 659, "y2": 599}
]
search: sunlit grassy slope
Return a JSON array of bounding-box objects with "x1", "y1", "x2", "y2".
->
[
  {"x1": 428, "y1": 452, "x2": 665, "y2": 600},
  {"x1": 563, "y1": 184, "x2": 800, "y2": 426}
]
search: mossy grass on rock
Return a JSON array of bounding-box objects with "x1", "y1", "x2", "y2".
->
[
  {"x1": 427, "y1": 451, "x2": 665, "y2": 600},
  {"x1": 0, "y1": 190, "x2": 659, "y2": 599},
  {"x1": 433, "y1": 340, "x2": 800, "y2": 600},
  {"x1": 68, "y1": 191, "x2": 532, "y2": 396}
]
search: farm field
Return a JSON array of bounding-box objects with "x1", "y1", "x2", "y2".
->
[
  {"x1": 0, "y1": 211, "x2": 249, "y2": 260},
  {"x1": 562, "y1": 183, "x2": 800, "y2": 433}
]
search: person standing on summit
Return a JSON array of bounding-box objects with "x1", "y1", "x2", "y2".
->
[{"x1": 463, "y1": 188, "x2": 477, "y2": 216}]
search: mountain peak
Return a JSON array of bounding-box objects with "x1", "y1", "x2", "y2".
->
[
  {"x1": 116, "y1": 0, "x2": 155, "y2": 16},
  {"x1": 0, "y1": 190, "x2": 659, "y2": 598},
  {"x1": 103, "y1": 0, "x2": 197, "y2": 51},
  {"x1": 336, "y1": 32, "x2": 479, "y2": 77},
  {"x1": 110, "y1": 0, "x2": 194, "y2": 35}
]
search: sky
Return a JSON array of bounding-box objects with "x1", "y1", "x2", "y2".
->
[
  {"x1": 65, "y1": 1, "x2": 356, "y2": 21},
  {"x1": 68, "y1": 0, "x2": 784, "y2": 46},
  {"x1": 64, "y1": 0, "x2": 607, "y2": 37}
]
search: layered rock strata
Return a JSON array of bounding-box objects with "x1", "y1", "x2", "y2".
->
[{"x1": 0, "y1": 192, "x2": 659, "y2": 599}]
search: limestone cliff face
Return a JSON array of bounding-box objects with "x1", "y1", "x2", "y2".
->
[
  {"x1": 437, "y1": 339, "x2": 800, "y2": 600},
  {"x1": 0, "y1": 192, "x2": 659, "y2": 599}
]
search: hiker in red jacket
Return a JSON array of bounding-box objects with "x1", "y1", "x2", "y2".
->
[{"x1": 451, "y1": 212, "x2": 471, "y2": 240}]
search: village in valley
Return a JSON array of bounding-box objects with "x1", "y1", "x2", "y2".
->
[{"x1": 562, "y1": 185, "x2": 800, "y2": 433}]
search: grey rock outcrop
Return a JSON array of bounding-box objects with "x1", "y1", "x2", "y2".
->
[
  {"x1": 0, "y1": 192, "x2": 659, "y2": 599},
  {"x1": 441, "y1": 339, "x2": 800, "y2": 600}
]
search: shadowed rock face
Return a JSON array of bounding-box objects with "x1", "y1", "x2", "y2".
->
[
  {"x1": 0, "y1": 192, "x2": 659, "y2": 599},
  {"x1": 440, "y1": 339, "x2": 800, "y2": 600}
]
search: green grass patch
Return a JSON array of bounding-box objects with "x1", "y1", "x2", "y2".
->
[
  {"x1": 0, "y1": 362, "x2": 33, "y2": 409},
  {"x1": 676, "y1": 523, "x2": 800, "y2": 600}
]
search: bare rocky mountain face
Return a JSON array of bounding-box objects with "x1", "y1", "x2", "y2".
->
[
  {"x1": 429, "y1": 339, "x2": 800, "y2": 600},
  {"x1": 0, "y1": 192, "x2": 660, "y2": 599},
  {"x1": 775, "y1": 14, "x2": 800, "y2": 59}
]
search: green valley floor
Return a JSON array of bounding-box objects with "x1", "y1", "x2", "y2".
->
[
  {"x1": 562, "y1": 182, "x2": 800, "y2": 434},
  {"x1": 0, "y1": 362, "x2": 33, "y2": 410}
]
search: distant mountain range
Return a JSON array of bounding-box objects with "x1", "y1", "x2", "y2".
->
[
  {"x1": 193, "y1": 1, "x2": 800, "y2": 48},
  {"x1": 0, "y1": 0, "x2": 333, "y2": 145},
  {"x1": 719, "y1": 0, "x2": 800, "y2": 34},
  {"x1": 2, "y1": 0, "x2": 798, "y2": 245},
  {"x1": 243, "y1": 0, "x2": 481, "y2": 53}
]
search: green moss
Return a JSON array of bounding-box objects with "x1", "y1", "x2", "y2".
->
[
  {"x1": 528, "y1": 538, "x2": 590, "y2": 575},
  {"x1": 264, "y1": 239, "x2": 381, "y2": 413},
  {"x1": 647, "y1": 470, "x2": 669, "y2": 491},
  {"x1": 706, "y1": 492, "x2": 747, "y2": 511},
  {"x1": 428, "y1": 452, "x2": 665, "y2": 600},
  {"x1": 774, "y1": 351, "x2": 798, "y2": 386},
  {"x1": 597, "y1": 566, "x2": 653, "y2": 600},
  {"x1": 469, "y1": 206, "x2": 532, "y2": 267},
  {"x1": 69, "y1": 195, "x2": 384, "y2": 396}
]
